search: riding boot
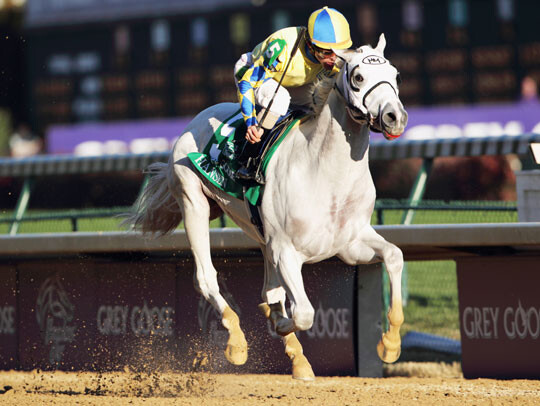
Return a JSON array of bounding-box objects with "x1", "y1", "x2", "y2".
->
[
  {"x1": 236, "y1": 108, "x2": 282, "y2": 183},
  {"x1": 235, "y1": 158, "x2": 258, "y2": 181}
]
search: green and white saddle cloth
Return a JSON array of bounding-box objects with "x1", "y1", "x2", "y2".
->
[{"x1": 188, "y1": 109, "x2": 303, "y2": 206}]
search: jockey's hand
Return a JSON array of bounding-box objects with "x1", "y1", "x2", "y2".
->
[
  {"x1": 334, "y1": 54, "x2": 346, "y2": 70},
  {"x1": 246, "y1": 125, "x2": 264, "y2": 144}
]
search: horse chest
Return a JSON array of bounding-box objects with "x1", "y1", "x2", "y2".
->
[{"x1": 283, "y1": 196, "x2": 368, "y2": 258}]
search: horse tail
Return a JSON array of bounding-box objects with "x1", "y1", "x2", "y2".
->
[{"x1": 123, "y1": 159, "x2": 183, "y2": 236}]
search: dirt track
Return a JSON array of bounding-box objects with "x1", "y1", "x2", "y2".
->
[{"x1": 0, "y1": 367, "x2": 539, "y2": 405}]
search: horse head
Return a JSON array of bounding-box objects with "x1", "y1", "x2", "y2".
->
[{"x1": 334, "y1": 34, "x2": 408, "y2": 140}]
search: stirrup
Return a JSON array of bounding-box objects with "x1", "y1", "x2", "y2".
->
[
  {"x1": 236, "y1": 165, "x2": 256, "y2": 180},
  {"x1": 235, "y1": 158, "x2": 265, "y2": 184}
]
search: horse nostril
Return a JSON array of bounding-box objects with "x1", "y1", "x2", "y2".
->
[{"x1": 384, "y1": 112, "x2": 396, "y2": 124}]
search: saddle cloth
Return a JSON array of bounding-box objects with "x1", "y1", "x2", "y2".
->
[{"x1": 187, "y1": 108, "x2": 305, "y2": 206}]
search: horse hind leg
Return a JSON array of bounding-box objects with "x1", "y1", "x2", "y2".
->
[
  {"x1": 221, "y1": 306, "x2": 248, "y2": 365},
  {"x1": 174, "y1": 164, "x2": 247, "y2": 365}
]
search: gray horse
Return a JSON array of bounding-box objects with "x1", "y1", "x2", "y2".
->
[{"x1": 125, "y1": 34, "x2": 408, "y2": 380}]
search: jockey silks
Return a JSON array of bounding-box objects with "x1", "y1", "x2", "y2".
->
[{"x1": 234, "y1": 26, "x2": 340, "y2": 128}]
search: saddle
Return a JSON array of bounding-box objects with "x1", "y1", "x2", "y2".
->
[{"x1": 188, "y1": 108, "x2": 307, "y2": 206}]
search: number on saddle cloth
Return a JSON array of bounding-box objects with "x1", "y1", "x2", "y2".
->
[{"x1": 215, "y1": 119, "x2": 247, "y2": 167}]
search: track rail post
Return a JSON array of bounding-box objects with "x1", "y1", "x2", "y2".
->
[{"x1": 9, "y1": 177, "x2": 35, "y2": 235}]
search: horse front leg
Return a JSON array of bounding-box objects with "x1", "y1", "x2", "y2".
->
[
  {"x1": 268, "y1": 246, "x2": 315, "y2": 333},
  {"x1": 259, "y1": 303, "x2": 315, "y2": 381},
  {"x1": 341, "y1": 226, "x2": 404, "y2": 364},
  {"x1": 259, "y1": 256, "x2": 314, "y2": 380},
  {"x1": 376, "y1": 243, "x2": 404, "y2": 364}
]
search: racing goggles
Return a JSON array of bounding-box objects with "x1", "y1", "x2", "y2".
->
[{"x1": 311, "y1": 43, "x2": 335, "y2": 58}]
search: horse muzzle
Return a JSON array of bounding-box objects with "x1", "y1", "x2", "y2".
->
[{"x1": 380, "y1": 104, "x2": 408, "y2": 141}]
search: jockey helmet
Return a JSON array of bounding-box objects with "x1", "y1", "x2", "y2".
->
[{"x1": 308, "y1": 6, "x2": 352, "y2": 50}]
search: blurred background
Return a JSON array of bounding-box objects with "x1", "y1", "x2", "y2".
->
[{"x1": 10, "y1": 1, "x2": 540, "y2": 129}]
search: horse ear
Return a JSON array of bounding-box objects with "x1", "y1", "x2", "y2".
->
[{"x1": 375, "y1": 33, "x2": 386, "y2": 54}]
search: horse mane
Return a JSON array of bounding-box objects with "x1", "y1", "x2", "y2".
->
[
  {"x1": 307, "y1": 70, "x2": 340, "y2": 115},
  {"x1": 307, "y1": 62, "x2": 345, "y2": 115}
]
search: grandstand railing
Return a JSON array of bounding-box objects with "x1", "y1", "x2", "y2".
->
[{"x1": 1, "y1": 133, "x2": 538, "y2": 177}]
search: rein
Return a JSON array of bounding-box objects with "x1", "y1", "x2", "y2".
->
[{"x1": 333, "y1": 81, "x2": 380, "y2": 132}]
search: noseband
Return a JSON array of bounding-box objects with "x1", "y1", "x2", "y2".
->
[{"x1": 333, "y1": 62, "x2": 397, "y2": 134}]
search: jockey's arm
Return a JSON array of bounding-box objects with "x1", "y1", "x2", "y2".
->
[
  {"x1": 236, "y1": 37, "x2": 289, "y2": 132},
  {"x1": 236, "y1": 65, "x2": 267, "y2": 129},
  {"x1": 237, "y1": 64, "x2": 275, "y2": 143}
]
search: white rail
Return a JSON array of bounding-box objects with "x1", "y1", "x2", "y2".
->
[{"x1": 1, "y1": 223, "x2": 540, "y2": 260}]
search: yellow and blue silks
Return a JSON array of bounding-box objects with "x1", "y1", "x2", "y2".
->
[{"x1": 236, "y1": 26, "x2": 339, "y2": 128}]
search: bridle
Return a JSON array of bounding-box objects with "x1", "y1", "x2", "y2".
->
[{"x1": 333, "y1": 60, "x2": 399, "y2": 135}]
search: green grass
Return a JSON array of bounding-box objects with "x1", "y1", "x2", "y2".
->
[
  {"x1": 373, "y1": 200, "x2": 518, "y2": 225},
  {"x1": 400, "y1": 260, "x2": 460, "y2": 340},
  {"x1": 0, "y1": 209, "x2": 129, "y2": 233},
  {"x1": 1, "y1": 200, "x2": 517, "y2": 234},
  {"x1": 0, "y1": 208, "x2": 240, "y2": 233}
]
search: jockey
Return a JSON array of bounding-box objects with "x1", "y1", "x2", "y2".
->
[{"x1": 234, "y1": 6, "x2": 352, "y2": 181}]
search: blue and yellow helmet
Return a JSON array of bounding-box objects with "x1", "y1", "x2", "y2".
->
[{"x1": 308, "y1": 6, "x2": 352, "y2": 50}]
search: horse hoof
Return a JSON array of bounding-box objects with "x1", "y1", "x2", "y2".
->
[
  {"x1": 293, "y1": 375, "x2": 316, "y2": 382},
  {"x1": 376, "y1": 339, "x2": 401, "y2": 363},
  {"x1": 259, "y1": 303, "x2": 293, "y2": 336},
  {"x1": 222, "y1": 307, "x2": 248, "y2": 365},
  {"x1": 292, "y1": 354, "x2": 315, "y2": 381},
  {"x1": 224, "y1": 345, "x2": 248, "y2": 365},
  {"x1": 224, "y1": 332, "x2": 248, "y2": 365}
]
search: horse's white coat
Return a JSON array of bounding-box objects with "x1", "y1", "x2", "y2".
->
[{"x1": 127, "y1": 35, "x2": 408, "y2": 372}]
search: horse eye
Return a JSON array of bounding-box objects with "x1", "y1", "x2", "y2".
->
[
  {"x1": 354, "y1": 74, "x2": 364, "y2": 83},
  {"x1": 396, "y1": 72, "x2": 402, "y2": 85}
]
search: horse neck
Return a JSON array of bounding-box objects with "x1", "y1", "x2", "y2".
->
[{"x1": 299, "y1": 90, "x2": 371, "y2": 177}]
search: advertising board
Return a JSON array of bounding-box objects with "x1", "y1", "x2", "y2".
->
[
  {"x1": 93, "y1": 262, "x2": 177, "y2": 370},
  {"x1": 457, "y1": 257, "x2": 540, "y2": 379},
  {"x1": 18, "y1": 262, "x2": 98, "y2": 370},
  {"x1": 4, "y1": 256, "x2": 362, "y2": 375},
  {"x1": 0, "y1": 266, "x2": 17, "y2": 369}
]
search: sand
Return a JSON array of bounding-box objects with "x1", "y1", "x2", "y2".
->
[{"x1": 0, "y1": 367, "x2": 539, "y2": 405}]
